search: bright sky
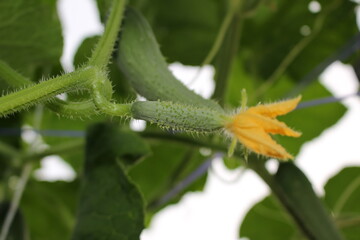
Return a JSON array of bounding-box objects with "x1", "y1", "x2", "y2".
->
[{"x1": 32, "y1": 1, "x2": 360, "y2": 239}]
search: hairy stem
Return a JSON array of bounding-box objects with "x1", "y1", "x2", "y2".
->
[
  {"x1": 0, "y1": 60, "x2": 99, "y2": 118},
  {"x1": 88, "y1": 0, "x2": 127, "y2": 67},
  {"x1": 0, "y1": 67, "x2": 96, "y2": 116},
  {"x1": 91, "y1": 73, "x2": 131, "y2": 116}
]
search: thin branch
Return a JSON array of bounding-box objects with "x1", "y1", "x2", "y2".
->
[
  {"x1": 87, "y1": 0, "x2": 127, "y2": 67},
  {"x1": 333, "y1": 176, "x2": 360, "y2": 215},
  {"x1": 296, "y1": 92, "x2": 360, "y2": 109},
  {"x1": 148, "y1": 153, "x2": 219, "y2": 210},
  {"x1": 0, "y1": 163, "x2": 32, "y2": 240}
]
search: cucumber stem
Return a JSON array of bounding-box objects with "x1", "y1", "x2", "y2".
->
[
  {"x1": 0, "y1": 67, "x2": 95, "y2": 116},
  {"x1": 88, "y1": 0, "x2": 127, "y2": 67}
]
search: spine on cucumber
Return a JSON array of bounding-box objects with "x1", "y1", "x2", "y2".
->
[{"x1": 117, "y1": 8, "x2": 224, "y2": 113}]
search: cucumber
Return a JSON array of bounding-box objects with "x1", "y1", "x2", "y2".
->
[
  {"x1": 131, "y1": 101, "x2": 226, "y2": 132},
  {"x1": 274, "y1": 162, "x2": 343, "y2": 240},
  {"x1": 117, "y1": 8, "x2": 224, "y2": 113}
]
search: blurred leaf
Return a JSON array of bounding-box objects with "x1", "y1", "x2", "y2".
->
[
  {"x1": 144, "y1": 0, "x2": 225, "y2": 65},
  {"x1": 129, "y1": 139, "x2": 207, "y2": 208},
  {"x1": 241, "y1": 0, "x2": 358, "y2": 80},
  {"x1": 240, "y1": 196, "x2": 298, "y2": 240},
  {"x1": 73, "y1": 36, "x2": 100, "y2": 68},
  {"x1": 0, "y1": 202, "x2": 28, "y2": 240},
  {"x1": 21, "y1": 180, "x2": 79, "y2": 240},
  {"x1": 23, "y1": 109, "x2": 88, "y2": 173},
  {"x1": 71, "y1": 123, "x2": 148, "y2": 239},
  {"x1": 95, "y1": 0, "x2": 113, "y2": 23},
  {"x1": 274, "y1": 79, "x2": 346, "y2": 156},
  {"x1": 0, "y1": 0, "x2": 63, "y2": 77},
  {"x1": 114, "y1": 0, "x2": 225, "y2": 65},
  {"x1": 96, "y1": 0, "x2": 225, "y2": 66},
  {"x1": 324, "y1": 167, "x2": 360, "y2": 240}
]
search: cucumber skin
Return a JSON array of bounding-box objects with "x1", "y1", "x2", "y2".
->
[
  {"x1": 131, "y1": 101, "x2": 226, "y2": 132},
  {"x1": 117, "y1": 8, "x2": 224, "y2": 113}
]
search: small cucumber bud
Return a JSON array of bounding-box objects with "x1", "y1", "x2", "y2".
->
[{"x1": 131, "y1": 101, "x2": 227, "y2": 132}]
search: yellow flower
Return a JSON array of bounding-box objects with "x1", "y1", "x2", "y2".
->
[{"x1": 225, "y1": 96, "x2": 302, "y2": 160}]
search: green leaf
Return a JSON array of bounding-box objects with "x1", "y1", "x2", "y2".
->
[
  {"x1": 223, "y1": 155, "x2": 242, "y2": 170},
  {"x1": 96, "y1": 1, "x2": 225, "y2": 65},
  {"x1": 274, "y1": 79, "x2": 347, "y2": 156},
  {"x1": 241, "y1": 0, "x2": 358, "y2": 80},
  {"x1": 0, "y1": 0, "x2": 63, "y2": 77},
  {"x1": 71, "y1": 123, "x2": 149, "y2": 239},
  {"x1": 23, "y1": 109, "x2": 88, "y2": 173},
  {"x1": 0, "y1": 202, "x2": 28, "y2": 240},
  {"x1": 240, "y1": 196, "x2": 298, "y2": 240},
  {"x1": 129, "y1": 139, "x2": 207, "y2": 208},
  {"x1": 127, "y1": 0, "x2": 225, "y2": 65},
  {"x1": 324, "y1": 167, "x2": 360, "y2": 240},
  {"x1": 21, "y1": 180, "x2": 79, "y2": 240}
]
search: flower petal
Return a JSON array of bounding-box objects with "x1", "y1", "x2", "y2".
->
[
  {"x1": 247, "y1": 96, "x2": 302, "y2": 118},
  {"x1": 233, "y1": 127, "x2": 294, "y2": 160},
  {"x1": 244, "y1": 113, "x2": 301, "y2": 137}
]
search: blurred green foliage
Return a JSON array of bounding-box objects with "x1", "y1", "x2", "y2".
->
[{"x1": 0, "y1": 0, "x2": 358, "y2": 238}]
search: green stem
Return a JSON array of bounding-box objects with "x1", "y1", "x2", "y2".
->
[
  {"x1": 0, "y1": 67, "x2": 95, "y2": 116},
  {"x1": 200, "y1": 4, "x2": 238, "y2": 68},
  {"x1": 213, "y1": 13, "x2": 243, "y2": 104},
  {"x1": 91, "y1": 72, "x2": 131, "y2": 116},
  {"x1": 0, "y1": 60, "x2": 99, "y2": 118},
  {"x1": 46, "y1": 99, "x2": 98, "y2": 118},
  {"x1": 337, "y1": 215, "x2": 360, "y2": 228},
  {"x1": 88, "y1": 0, "x2": 127, "y2": 67},
  {"x1": 333, "y1": 176, "x2": 360, "y2": 215}
]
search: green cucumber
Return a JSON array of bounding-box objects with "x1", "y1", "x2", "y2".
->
[
  {"x1": 117, "y1": 8, "x2": 224, "y2": 112},
  {"x1": 274, "y1": 162, "x2": 343, "y2": 240},
  {"x1": 131, "y1": 101, "x2": 227, "y2": 132}
]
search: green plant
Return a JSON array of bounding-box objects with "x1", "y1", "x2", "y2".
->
[{"x1": 0, "y1": 0, "x2": 359, "y2": 239}]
